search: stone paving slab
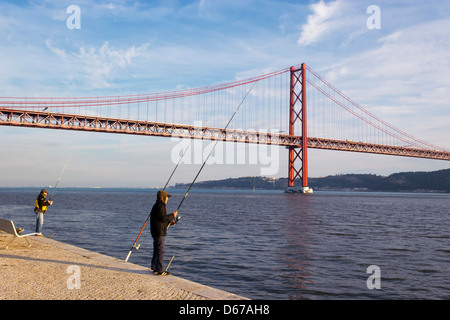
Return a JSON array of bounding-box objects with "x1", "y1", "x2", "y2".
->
[{"x1": 0, "y1": 234, "x2": 247, "y2": 300}]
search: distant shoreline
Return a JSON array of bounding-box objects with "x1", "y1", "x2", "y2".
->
[
  {"x1": 1, "y1": 168, "x2": 449, "y2": 193},
  {"x1": 173, "y1": 168, "x2": 450, "y2": 193}
]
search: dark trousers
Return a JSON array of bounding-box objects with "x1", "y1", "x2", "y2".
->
[{"x1": 152, "y1": 236, "x2": 165, "y2": 273}]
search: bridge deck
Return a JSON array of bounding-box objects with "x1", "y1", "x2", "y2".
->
[{"x1": 1, "y1": 108, "x2": 449, "y2": 161}]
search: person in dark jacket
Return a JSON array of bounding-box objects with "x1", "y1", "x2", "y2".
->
[
  {"x1": 34, "y1": 188, "x2": 53, "y2": 235},
  {"x1": 150, "y1": 190, "x2": 178, "y2": 275}
]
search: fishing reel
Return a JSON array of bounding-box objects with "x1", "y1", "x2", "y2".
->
[{"x1": 170, "y1": 216, "x2": 181, "y2": 225}]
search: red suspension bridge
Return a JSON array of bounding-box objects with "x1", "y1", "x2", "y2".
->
[{"x1": 1, "y1": 63, "x2": 449, "y2": 193}]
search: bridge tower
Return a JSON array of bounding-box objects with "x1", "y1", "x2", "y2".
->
[{"x1": 286, "y1": 63, "x2": 313, "y2": 194}]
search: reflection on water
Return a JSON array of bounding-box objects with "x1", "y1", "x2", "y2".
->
[
  {"x1": 1, "y1": 188, "x2": 449, "y2": 299},
  {"x1": 281, "y1": 195, "x2": 315, "y2": 299}
]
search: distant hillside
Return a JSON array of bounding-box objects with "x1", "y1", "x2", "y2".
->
[
  {"x1": 173, "y1": 169, "x2": 450, "y2": 193},
  {"x1": 309, "y1": 169, "x2": 450, "y2": 192}
]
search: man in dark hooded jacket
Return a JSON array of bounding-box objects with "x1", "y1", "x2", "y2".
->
[{"x1": 150, "y1": 190, "x2": 178, "y2": 275}]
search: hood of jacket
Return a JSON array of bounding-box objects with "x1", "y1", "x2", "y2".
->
[{"x1": 156, "y1": 190, "x2": 171, "y2": 203}]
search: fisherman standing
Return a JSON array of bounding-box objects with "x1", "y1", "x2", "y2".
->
[
  {"x1": 34, "y1": 188, "x2": 53, "y2": 236},
  {"x1": 150, "y1": 190, "x2": 177, "y2": 276}
]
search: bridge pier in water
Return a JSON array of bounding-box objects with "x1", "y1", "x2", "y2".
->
[{"x1": 285, "y1": 63, "x2": 313, "y2": 194}]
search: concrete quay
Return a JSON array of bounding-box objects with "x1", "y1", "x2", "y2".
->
[{"x1": 0, "y1": 234, "x2": 247, "y2": 300}]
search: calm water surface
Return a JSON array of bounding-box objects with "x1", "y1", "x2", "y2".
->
[{"x1": 1, "y1": 188, "x2": 449, "y2": 299}]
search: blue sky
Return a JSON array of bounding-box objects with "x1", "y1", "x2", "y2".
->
[{"x1": 0, "y1": 0, "x2": 449, "y2": 188}]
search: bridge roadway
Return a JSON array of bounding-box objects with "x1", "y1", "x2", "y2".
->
[{"x1": 1, "y1": 107, "x2": 449, "y2": 161}]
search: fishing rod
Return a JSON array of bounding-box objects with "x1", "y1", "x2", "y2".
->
[
  {"x1": 49, "y1": 156, "x2": 72, "y2": 201},
  {"x1": 124, "y1": 127, "x2": 201, "y2": 262},
  {"x1": 125, "y1": 73, "x2": 261, "y2": 262},
  {"x1": 163, "y1": 122, "x2": 206, "y2": 190},
  {"x1": 164, "y1": 255, "x2": 175, "y2": 273}
]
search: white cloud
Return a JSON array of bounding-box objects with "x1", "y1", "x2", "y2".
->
[
  {"x1": 45, "y1": 41, "x2": 150, "y2": 89},
  {"x1": 76, "y1": 42, "x2": 149, "y2": 88},
  {"x1": 298, "y1": 0, "x2": 344, "y2": 46},
  {"x1": 377, "y1": 31, "x2": 403, "y2": 44},
  {"x1": 45, "y1": 39, "x2": 67, "y2": 58}
]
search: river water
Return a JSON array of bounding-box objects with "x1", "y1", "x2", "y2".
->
[{"x1": 1, "y1": 188, "x2": 448, "y2": 299}]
